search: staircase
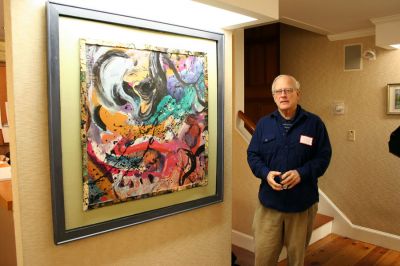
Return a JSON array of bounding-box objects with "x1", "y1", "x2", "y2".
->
[{"x1": 310, "y1": 213, "x2": 334, "y2": 245}]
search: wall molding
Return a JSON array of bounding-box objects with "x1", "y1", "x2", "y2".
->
[
  {"x1": 370, "y1": 14, "x2": 400, "y2": 24},
  {"x1": 235, "y1": 117, "x2": 252, "y2": 142},
  {"x1": 279, "y1": 16, "x2": 330, "y2": 35},
  {"x1": 327, "y1": 28, "x2": 375, "y2": 41}
]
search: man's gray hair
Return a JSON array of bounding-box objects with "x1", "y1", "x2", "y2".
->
[{"x1": 271, "y1": 75, "x2": 301, "y2": 92}]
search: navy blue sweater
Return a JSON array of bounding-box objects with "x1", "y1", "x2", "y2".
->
[{"x1": 247, "y1": 106, "x2": 332, "y2": 212}]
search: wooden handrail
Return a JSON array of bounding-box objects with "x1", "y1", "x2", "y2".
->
[{"x1": 238, "y1": 111, "x2": 256, "y2": 135}]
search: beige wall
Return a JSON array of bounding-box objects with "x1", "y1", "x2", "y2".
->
[
  {"x1": 232, "y1": 29, "x2": 259, "y2": 236},
  {"x1": 232, "y1": 129, "x2": 259, "y2": 236},
  {"x1": 6, "y1": 1, "x2": 232, "y2": 265},
  {"x1": 281, "y1": 24, "x2": 400, "y2": 236},
  {"x1": 0, "y1": 41, "x2": 5, "y2": 62}
]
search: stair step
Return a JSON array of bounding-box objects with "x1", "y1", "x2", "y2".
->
[{"x1": 313, "y1": 213, "x2": 334, "y2": 230}]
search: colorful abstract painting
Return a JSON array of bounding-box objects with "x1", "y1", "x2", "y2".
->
[{"x1": 80, "y1": 39, "x2": 209, "y2": 210}]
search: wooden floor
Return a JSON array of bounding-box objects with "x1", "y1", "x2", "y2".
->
[{"x1": 232, "y1": 233, "x2": 400, "y2": 266}]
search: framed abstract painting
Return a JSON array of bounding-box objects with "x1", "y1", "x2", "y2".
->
[{"x1": 47, "y1": 2, "x2": 224, "y2": 244}]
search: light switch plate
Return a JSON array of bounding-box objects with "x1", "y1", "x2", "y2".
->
[{"x1": 347, "y1": 130, "x2": 355, "y2": 141}]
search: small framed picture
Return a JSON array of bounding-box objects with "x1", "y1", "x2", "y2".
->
[{"x1": 387, "y1": 83, "x2": 400, "y2": 114}]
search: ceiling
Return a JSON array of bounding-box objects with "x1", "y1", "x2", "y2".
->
[
  {"x1": 1, "y1": 0, "x2": 400, "y2": 41},
  {"x1": 279, "y1": 0, "x2": 400, "y2": 36}
]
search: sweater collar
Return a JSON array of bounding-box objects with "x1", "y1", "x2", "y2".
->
[{"x1": 270, "y1": 105, "x2": 308, "y2": 124}]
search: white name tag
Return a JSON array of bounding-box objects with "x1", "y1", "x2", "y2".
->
[{"x1": 300, "y1": 135, "x2": 313, "y2": 146}]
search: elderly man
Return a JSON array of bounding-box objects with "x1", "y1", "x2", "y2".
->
[{"x1": 247, "y1": 75, "x2": 332, "y2": 266}]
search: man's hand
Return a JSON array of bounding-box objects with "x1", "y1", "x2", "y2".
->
[
  {"x1": 280, "y1": 170, "x2": 301, "y2": 189},
  {"x1": 266, "y1": 171, "x2": 283, "y2": 191}
]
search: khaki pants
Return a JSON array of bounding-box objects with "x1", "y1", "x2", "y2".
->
[{"x1": 252, "y1": 203, "x2": 318, "y2": 266}]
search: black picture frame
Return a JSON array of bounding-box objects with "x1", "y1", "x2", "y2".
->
[{"x1": 47, "y1": 1, "x2": 224, "y2": 244}]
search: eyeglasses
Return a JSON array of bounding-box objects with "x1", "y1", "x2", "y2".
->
[{"x1": 273, "y1": 88, "x2": 295, "y2": 95}]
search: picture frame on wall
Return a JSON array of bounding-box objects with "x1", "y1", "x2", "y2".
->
[
  {"x1": 47, "y1": 1, "x2": 224, "y2": 244},
  {"x1": 387, "y1": 83, "x2": 400, "y2": 114}
]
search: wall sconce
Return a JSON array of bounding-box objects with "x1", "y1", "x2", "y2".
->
[{"x1": 363, "y1": 49, "x2": 376, "y2": 60}]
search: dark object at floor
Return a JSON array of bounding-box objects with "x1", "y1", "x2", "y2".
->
[{"x1": 232, "y1": 251, "x2": 239, "y2": 266}]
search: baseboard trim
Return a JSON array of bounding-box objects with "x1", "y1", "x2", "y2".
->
[
  {"x1": 319, "y1": 190, "x2": 400, "y2": 251},
  {"x1": 233, "y1": 192, "x2": 400, "y2": 254},
  {"x1": 231, "y1": 229, "x2": 288, "y2": 261},
  {"x1": 232, "y1": 229, "x2": 254, "y2": 252}
]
